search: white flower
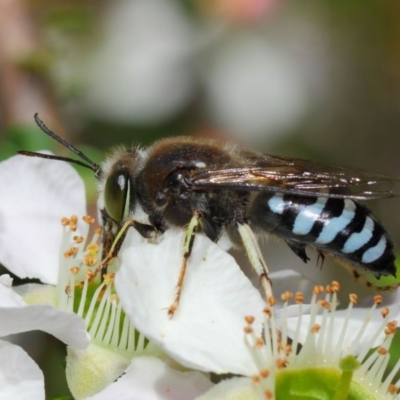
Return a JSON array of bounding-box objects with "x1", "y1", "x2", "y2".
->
[
  {"x1": 0, "y1": 154, "x2": 214, "y2": 399},
  {"x1": 197, "y1": 283, "x2": 400, "y2": 399}
]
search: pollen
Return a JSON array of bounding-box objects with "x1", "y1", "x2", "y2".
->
[
  {"x1": 374, "y1": 295, "x2": 383, "y2": 305},
  {"x1": 70, "y1": 266, "x2": 80, "y2": 275},
  {"x1": 73, "y1": 236, "x2": 84, "y2": 244},
  {"x1": 331, "y1": 281, "x2": 340, "y2": 292},
  {"x1": 86, "y1": 270, "x2": 95, "y2": 280},
  {"x1": 64, "y1": 247, "x2": 78, "y2": 258},
  {"x1": 84, "y1": 254, "x2": 97, "y2": 267},
  {"x1": 83, "y1": 215, "x2": 95, "y2": 224},
  {"x1": 245, "y1": 316, "x2": 255, "y2": 324},
  {"x1": 61, "y1": 217, "x2": 70, "y2": 226},
  {"x1": 349, "y1": 293, "x2": 358, "y2": 304},
  {"x1": 256, "y1": 337, "x2": 264, "y2": 348},
  {"x1": 317, "y1": 299, "x2": 330, "y2": 309},
  {"x1": 384, "y1": 321, "x2": 397, "y2": 335},
  {"x1": 388, "y1": 384, "x2": 399, "y2": 395},
  {"x1": 103, "y1": 273, "x2": 115, "y2": 285},
  {"x1": 377, "y1": 347, "x2": 388, "y2": 356},
  {"x1": 252, "y1": 375, "x2": 260, "y2": 383},
  {"x1": 381, "y1": 307, "x2": 390, "y2": 318},
  {"x1": 244, "y1": 326, "x2": 253, "y2": 334},
  {"x1": 263, "y1": 307, "x2": 272, "y2": 318},
  {"x1": 264, "y1": 390, "x2": 273, "y2": 399},
  {"x1": 294, "y1": 292, "x2": 304, "y2": 303},
  {"x1": 267, "y1": 296, "x2": 277, "y2": 306},
  {"x1": 276, "y1": 358, "x2": 286, "y2": 369},
  {"x1": 260, "y1": 369, "x2": 269, "y2": 378},
  {"x1": 281, "y1": 291, "x2": 293, "y2": 302},
  {"x1": 311, "y1": 324, "x2": 321, "y2": 334},
  {"x1": 313, "y1": 285, "x2": 324, "y2": 295}
]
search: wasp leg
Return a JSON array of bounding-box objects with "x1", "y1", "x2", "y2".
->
[
  {"x1": 285, "y1": 240, "x2": 310, "y2": 263},
  {"x1": 236, "y1": 222, "x2": 274, "y2": 301},
  {"x1": 96, "y1": 218, "x2": 157, "y2": 279},
  {"x1": 168, "y1": 211, "x2": 201, "y2": 316}
]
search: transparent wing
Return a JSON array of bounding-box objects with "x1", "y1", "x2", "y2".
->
[{"x1": 189, "y1": 153, "x2": 400, "y2": 200}]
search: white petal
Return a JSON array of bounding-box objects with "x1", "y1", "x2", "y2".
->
[
  {"x1": 115, "y1": 231, "x2": 266, "y2": 376},
  {"x1": 87, "y1": 356, "x2": 213, "y2": 400},
  {"x1": 0, "y1": 154, "x2": 87, "y2": 284},
  {"x1": 0, "y1": 340, "x2": 44, "y2": 400},
  {"x1": 195, "y1": 377, "x2": 257, "y2": 400},
  {"x1": 0, "y1": 276, "x2": 89, "y2": 348}
]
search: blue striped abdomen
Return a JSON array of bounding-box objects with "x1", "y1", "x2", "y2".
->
[{"x1": 248, "y1": 193, "x2": 396, "y2": 278}]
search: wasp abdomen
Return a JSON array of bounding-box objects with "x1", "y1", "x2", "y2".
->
[{"x1": 249, "y1": 193, "x2": 396, "y2": 278}]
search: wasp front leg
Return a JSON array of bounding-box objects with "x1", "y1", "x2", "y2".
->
[
  {"x1": 97, "y1": 215, "x2": 158, "y2": 279},
  {"x1": 168, "y1": 211, "x2": 202, "y2": 316}
]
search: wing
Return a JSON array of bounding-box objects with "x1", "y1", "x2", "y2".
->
[{"x1": 188, "y1": 153, "x2": 400, "y2": 200}]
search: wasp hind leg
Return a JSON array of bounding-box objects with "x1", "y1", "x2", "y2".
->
[
  {"x1": 168, "y1": 211, "x2": 202, "y2": 316},
  {"x1": 236, "y1": 222, "x2": 274, "y2": 301}
]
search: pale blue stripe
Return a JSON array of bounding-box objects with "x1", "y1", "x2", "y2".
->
[
  {"x1": 342, "y1": 216, "x2": 374, "y2": 254},
  {"x1": 293, "y1": 197, "x2": 327, "y2": 235},
  {"x1": 316, "y1": 199, "x2": 356, "y2": 244},
  {"x1": 362, "y1": 235, "x2": 387, "y2": 263},
  {"x1": 268, "y1": 194, "x2": 285, "y2": 214}
]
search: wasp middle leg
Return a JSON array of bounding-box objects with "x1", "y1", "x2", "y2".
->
[{"x1": 168, "y1": 211, "x2": 202, "y2": 316}]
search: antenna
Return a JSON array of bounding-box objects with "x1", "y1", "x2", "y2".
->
[{"x1": 18, "y1": 113, "x2": 103, "y2": 178}]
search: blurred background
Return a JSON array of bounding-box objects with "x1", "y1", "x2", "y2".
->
[{"x1": 1, "y1": 0, "x2": 400, "y2": 398}]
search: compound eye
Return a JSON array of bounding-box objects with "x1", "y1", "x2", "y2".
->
[{"x1": 104, "y1": 167, "x2": 130, "y2": 222}]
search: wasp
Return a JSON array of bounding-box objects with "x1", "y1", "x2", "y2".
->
[{"x1": 20, "y1": 114, "x2": 400, "y2": 314}]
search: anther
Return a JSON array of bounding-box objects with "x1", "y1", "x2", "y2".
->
[
  {"x1": 317, "y1": 300, "x2": 330, "y2": 310},
  {"x1": 377, "y1": 347, "x2": 388, "y2": 356},
  {"x1": 263, "y1": 308, "x2": 272, "y2": 318},
  {"x1": 294, "y1": 292, "x2": 304, "y2": 304},
  {"x1": 64, "y1": 247, "x2": 78, "y2": 258},
  {"x1": 255, "y1": 337, "x2": 264, "y2": 348},
  {"x1": 267, "y1": 296, "x2": 276, "y2": 306},
  {"x1": 83, "y1": 215, "x2": 95, "y2": 224},
  {"x1": 84, "y1": 254, "x2": 97, "y2": 266},
  {"x1": 276, "y1": 358, "x2": 287, "y2": 369},
  {"x1": 388, "y1": 384, "x2": 399, "y2": 395},
  {"x1": 103, "y1": 273, "x2": 115, "y2": 285},
  {"x1": 260, "y1": 369, "x2": 269, "y2": 378},
  {"x1": 311, "y1": 324, "x2": 321, "y2": 334},
  {"x1": 86, "y1": 270, "x2": 95, "y2": 280},
  {"x1": 73, "y1": 236, "x2": 84, "y2": 244},
  {"x1": 313, "y1": 285, "x2": 324, "y2": 295},
  {"x1": 70, "y1": 266, "x2": 80, "y2": 275},
  {"x1": 281, "y1": 291, "x2": 293, "y2": 302},
  {"x1": 265, "y1": 390, "x2": 273, "y2": 399},
  {"x1": 349, "y1": 293, "x2": 358, "y2": 304},
  {"x1": 381, "y1": 307, "x2": 390, "y2": 318},
  {"x1": 374, "y1": 295, "x2": 383, "y2": 305},
  {"x1": 61, "y1": 217, "x2": 70, "y2": 226},
  {"x1": 331, "y1": 281, "x2": 340, "y2": 292},
  {"x1": 245, "y1": 316, "x2": 255, "y2": 324}
]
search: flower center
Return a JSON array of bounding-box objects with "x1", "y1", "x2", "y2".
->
[{"x1": 244, "y1": 282, "x2": 400, "y2": 400}]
